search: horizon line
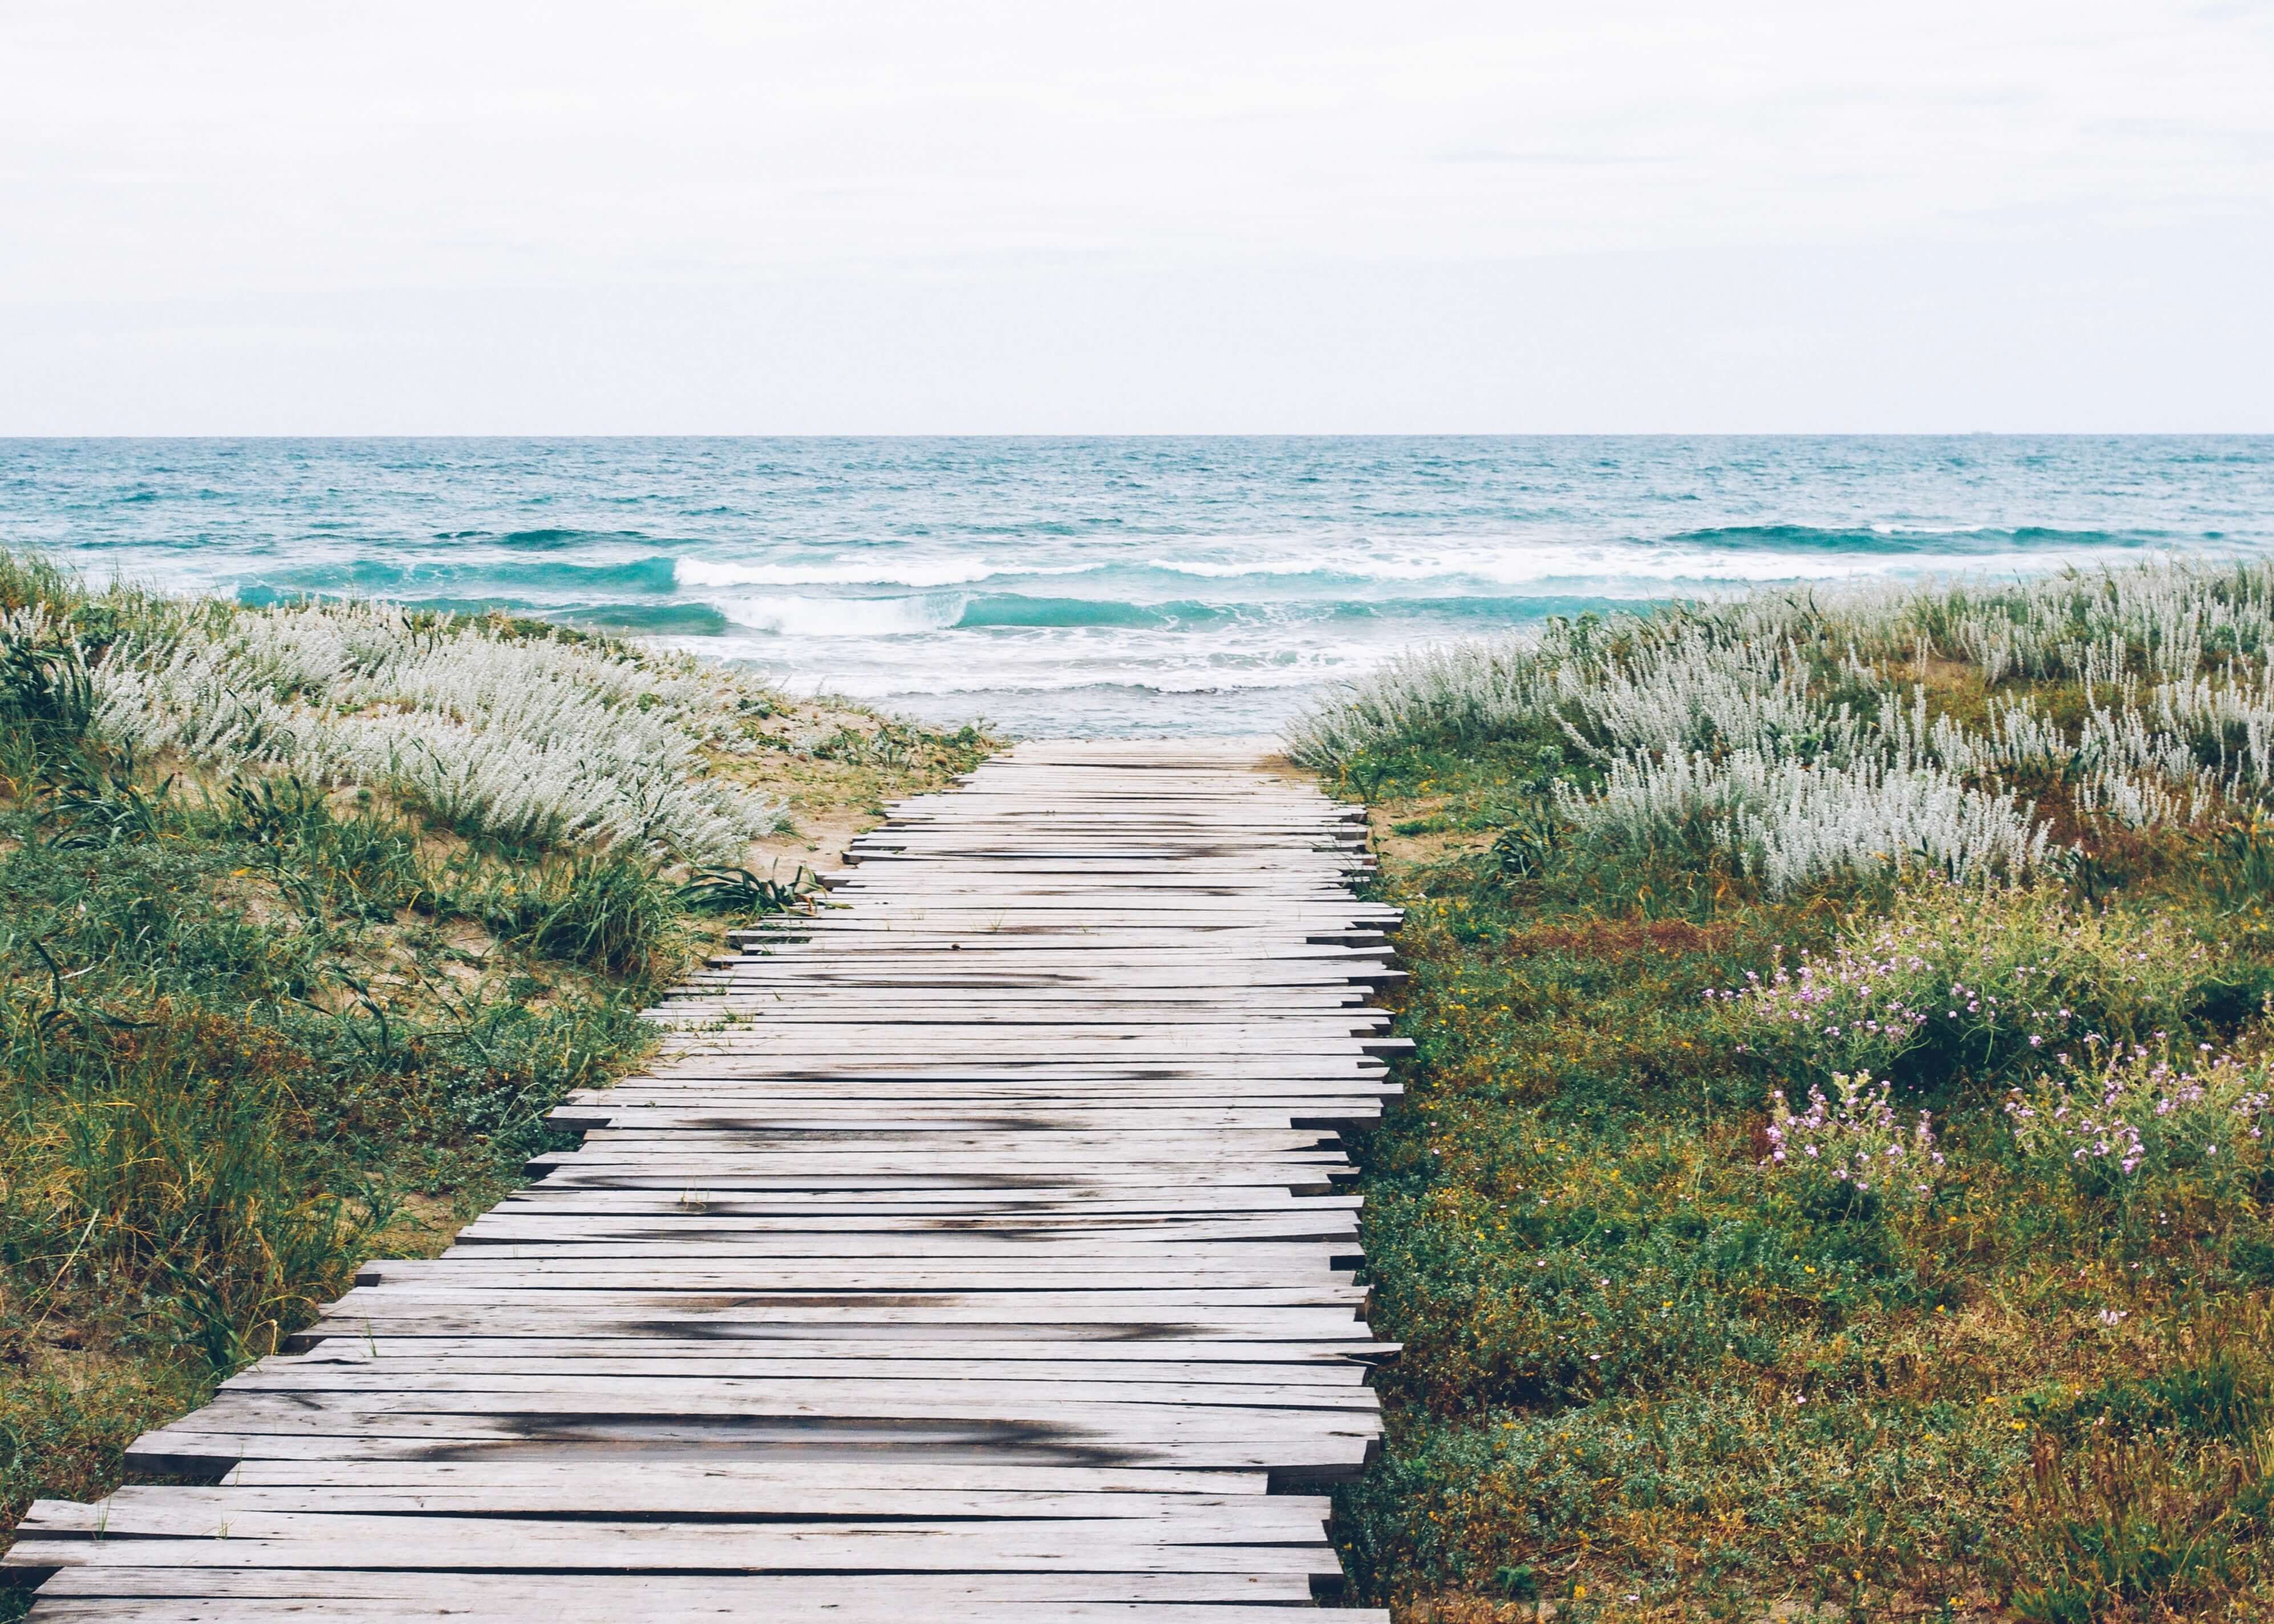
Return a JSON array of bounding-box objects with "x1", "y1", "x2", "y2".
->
[{"x1": 6, "y1": 429, "x2": 2274, "y2": 442}]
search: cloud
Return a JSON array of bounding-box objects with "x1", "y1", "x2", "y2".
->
[{"x1": 0, "y1": 1, "x2": 2268, "y2": 428}]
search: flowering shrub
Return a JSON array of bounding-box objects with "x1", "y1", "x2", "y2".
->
[
  {"x1": 1760, "y1": 1071, "x2": 1944, "y2": 1210},
  {"x1": 1708, "y1": 882, "x2": 2223, "y2": 1088},
  {"x1": 2004, "y1": 1044, "x2": 2274, "y2": 1195}
]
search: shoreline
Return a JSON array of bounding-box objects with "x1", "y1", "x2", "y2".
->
[{"x1": 18, "y1": 434, "x2": 2267, "y2": 741}]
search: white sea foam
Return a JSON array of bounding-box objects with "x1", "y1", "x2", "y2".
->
[
  {"x1": 679, "y1": 557, "x2": 1101, "y2": 590},
  {"x1": 887, "y1": 663, "x2": 1349, "y2": 696},
  {"x1": 1142, "y1": 555, "x2": 1359, "y2": 579},
  {"x1": 679, "y1": 557, "x2": 1007, "y2": 590},
  {"x1": 1145, "y1": 541, "x2": 2141, "y2": 590},
  {"x1": 684, "y1": 539, "x2": 2004, "y2": 593},
  {"x1": 741, "y1": 643, "x2": 1373, "y2": 701},
  {"x1": 720, "y1": 592, "x2": 967, "y2": 637}
]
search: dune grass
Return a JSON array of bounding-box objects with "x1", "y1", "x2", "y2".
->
[
  {"x1": 0, "y1": 550, "x2": 991, "y2": 1610},
  {"x1": 1299, "y1": 563, "x2": 2274, "y2": 1621}
]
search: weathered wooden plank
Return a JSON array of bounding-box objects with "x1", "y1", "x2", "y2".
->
[
  {"x1": 206, "y1": 1459, "x2": 1278, "y2": 1490},
  {"x1": 293, "y1": 1307, "x2": 1371, "y2": 1339},
  {"x1": 273, "y1": 1338, "x2": 1389, "y2": 1369},
  {"x1": 413, "y1": 1237, "x2": 1360, "y2": 1261},
  {"x1": 7, "y1": 1525, "x2": 1342, "y2": 1575},
  {"x1": 484, "y1": 1189, "x2": 1368, "y2": 1212},
  {"x1": 205, "y1": 1375, "x2": 1383, "y2": 1416},
  {"x1": 260, "y1": 1354, "x2": 1375, "y2": 1386},
  {"x1": 27, "y1": 1569, "x2": 1362, "y2": 1614},
  {"x1": 120, "y1": 1426, "x2": 1376, "y2": 1479},
  {"x1": 303, "y1": 1288, "x2": 1372, "y2": 1313},
  {"x1": 29, "y1": 1602, "x2": 1385, "y2": 1623},
  {"x1": 27, "y1": 1487, "x2": 1336, "y2": 1534}
]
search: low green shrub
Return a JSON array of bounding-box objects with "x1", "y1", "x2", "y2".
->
[
  {"x1": 196, "y1": 777, "x2": 428, "y2": 921},
  {"x1": 1339, "y1": 1389, "x2": 2032, "y2": 1607},
  {"x1": 676, "y1": 863, "x2": 814, "y2": 916},
  {"x1": 0, "y1": 627, "x2": 95, "y2": 793},
  {"x1": 1, "y1": 1001, "x2": 382, "y2": 1368},
  {"x1": 2001, "y1": 1433, "x2": 2270, "y2": 1622},
  {"x1": 42, "y1": 767, "x2": 165, "y2": 848},
  {"x1": 0, "y1": 551, "x2": 81, "y2": 621},
  {"x1": 472, "y1": 849, "x2": 682, "y2": 978}
]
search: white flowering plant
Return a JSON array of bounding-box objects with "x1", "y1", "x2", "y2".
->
[
  {"x1": 85, "y1": 598, "x2": 788, "y2": 860},
  {"x1": 1287, "y1": 559, "x2": 2274, "y2": 896},
  {"x1": 1760, "y1": 1071, "x2": 1945, "y2": 1213}
]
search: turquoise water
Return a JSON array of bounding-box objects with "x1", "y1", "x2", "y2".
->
[{"x1": 6, "y1": 436, "x2": 2272, "y2": 734}]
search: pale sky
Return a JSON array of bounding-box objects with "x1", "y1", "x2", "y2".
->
[{"x1": 3, "y1": 1, "x2": 2270, "y2": 432}]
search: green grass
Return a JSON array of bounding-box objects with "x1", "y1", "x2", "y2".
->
[
  {"x1": 1329, "y1": 737, "x2": 2274, "y2": 1622},
  {"x1": 0, "y1": 756, "x2": 654, "y2": 1614},
  {"x1": 0, "y1": 549, "x2": 993, "y2": 1614}
]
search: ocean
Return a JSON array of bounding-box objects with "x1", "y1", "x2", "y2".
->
[{"x1": 6, "y1": 436, "x2": 2272, "y2": 736}]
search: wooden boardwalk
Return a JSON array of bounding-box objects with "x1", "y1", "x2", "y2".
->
[{"x1": 8, "y1": 740, "x2": 1399, "y2": 1621}]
